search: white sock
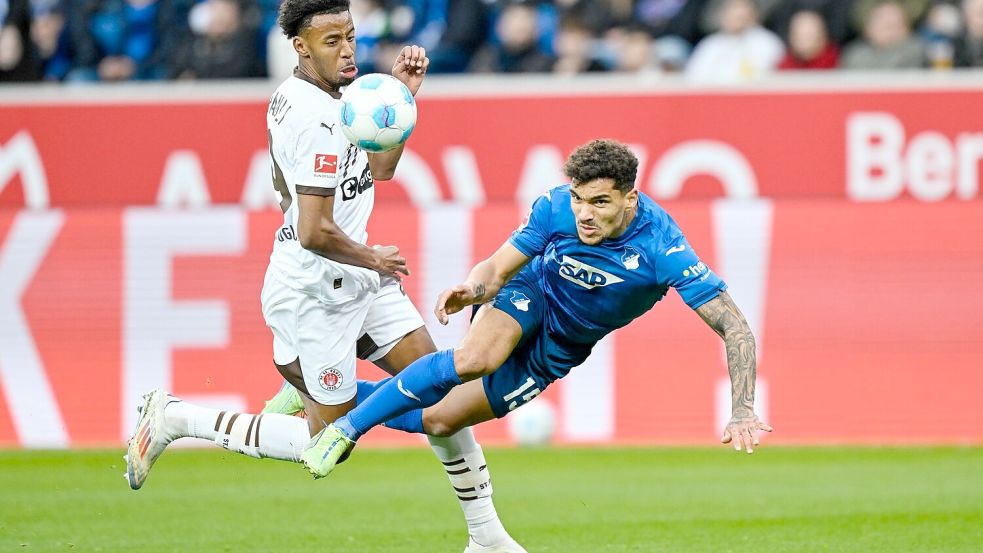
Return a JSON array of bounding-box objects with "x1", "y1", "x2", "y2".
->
[
  {"x1": 166, "y1": 401, "x2": 309, "y2": 462},
  {"x1": 428, "y1": 428, "x2": 511, "y2": 546}
]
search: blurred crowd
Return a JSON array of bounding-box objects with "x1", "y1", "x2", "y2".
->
[{"x1": 1, "y1": 0, "x2": 982, "y2": 83}]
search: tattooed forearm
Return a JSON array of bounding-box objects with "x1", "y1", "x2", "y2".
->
[
  {"x1": 472, "y1": 282, "x2": 487, "y2": 302},
  {"x1": 695, "y1": 292, "x2": 757, "y2": 418}
]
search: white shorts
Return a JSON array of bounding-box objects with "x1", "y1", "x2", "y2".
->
[{"x1": 261, "y1": 269, "x2": 424, "y2": 405}]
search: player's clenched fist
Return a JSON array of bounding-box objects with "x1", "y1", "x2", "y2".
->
[{"x1": 372, "y1": 245, "x2": 409, "y2": 281}]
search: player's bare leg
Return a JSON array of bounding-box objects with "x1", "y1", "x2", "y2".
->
[
  {"x1": 125, "y1": 385, "x2": 312, "y2": 490},
  {"x1": 374, "y1": 326, "x2": 525, "y2": 552},
  {"x1": 451, "y1": 305, "x2": 523, "y2": 382}
]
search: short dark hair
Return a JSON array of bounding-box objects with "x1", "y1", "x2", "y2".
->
[
  {"x1": 562, "y1": 139, "x2": 638, "y2": 193},
  {"x1": 278, "y1": 0, "x2": 350, "y2": 38}
]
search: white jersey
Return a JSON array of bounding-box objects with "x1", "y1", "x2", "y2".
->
[{"x1": 266, "y1": 75, "x2": 379, "y2": 298}]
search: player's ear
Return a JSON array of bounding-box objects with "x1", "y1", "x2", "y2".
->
[
  {"x1": 293, "y1": 36, "x2": 310, "y2": 58},
  {"x1": 625, "y1": 188, "x2": 638, "y2": 209}
]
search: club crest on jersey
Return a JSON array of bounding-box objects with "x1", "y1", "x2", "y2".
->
[
  {"x1": 558, "y1": 256, "x2": 624, "y2": 289},
  {"x1": 622, "y1": 246, "x2": 641, "y2": 270},
  {"x1": 510, "y1": 291, "x2": 531, "y2": 311},
  {"x1": 314, "y1": 154, "x2": 337, "y2": 176},
  {"x1": 318, "y1": 368, "x2": 343, "y2": 391}
]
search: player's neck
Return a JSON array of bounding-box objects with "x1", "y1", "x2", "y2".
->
[{"x1": 293, "y1": 66, "x2": 341, "y2": 98}]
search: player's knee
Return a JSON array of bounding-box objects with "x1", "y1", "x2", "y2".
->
[
  {"x1": 452, "y1": 346, "x2": 496, "y2": 381},
  {"x1": 422, "y1": 410, "x2": 460, "y2": 438}
]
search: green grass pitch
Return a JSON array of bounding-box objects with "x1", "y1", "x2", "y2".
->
[{"x1": 2, "y1": 446, "x2": 981, "y2": 552}]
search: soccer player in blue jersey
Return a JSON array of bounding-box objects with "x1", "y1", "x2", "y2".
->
[{"x1": 301, "y1": 139, "x2": 773, "y2": 477}]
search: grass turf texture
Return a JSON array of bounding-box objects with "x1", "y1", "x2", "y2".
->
[{"x1": 1, "y1": 447, "x2": 980, "y2": 552}]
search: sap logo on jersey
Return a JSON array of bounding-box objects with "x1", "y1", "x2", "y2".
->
[
  {"x1": 558, "y1": 256, "x2": 625, "y2": 289},
  {"x1": 682, "y1": 261, "x2": 708, "y2": 278}
]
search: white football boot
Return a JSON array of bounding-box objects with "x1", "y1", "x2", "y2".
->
[
  {"x1": 125, "y1": 389, "x2": 181, "y2": 490},
  {"x1": 463, "y1": 536, "x2": 528, "y2": 553}
]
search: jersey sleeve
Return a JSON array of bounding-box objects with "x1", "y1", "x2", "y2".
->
[
  {"x1": 508, "y1": 191, "x2": 553, "y2": 257},
  {"x1": 656, "y1": 235, "x2": 727, "y2": 309},
  {"x1": 291, "y1": 122, "x2": 341, "y2": 196}
]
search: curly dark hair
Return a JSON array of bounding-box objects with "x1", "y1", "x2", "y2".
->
[
  {"x1": 278, "y1": 0, "x2": 350, "y2": 38},
  {"x1": 562, "y1": 139, "x2": 638, "y2": 193}
]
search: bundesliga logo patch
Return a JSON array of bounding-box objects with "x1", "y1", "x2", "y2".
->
[
  {"x1": 318, "y1": 368, "x2": 343, "y2": 391},
  {"x1": 314, "y1": 154, "x2": 337, "y2": 176}
]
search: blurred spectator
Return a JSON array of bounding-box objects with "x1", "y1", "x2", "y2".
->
[
  {"x1": 611, "y1": 24, "x2": 658, "y2": 72},
  {"x1": 66, "y1": 0, "x2": 193, "y2": 82},
  {"x1": 634, "y1": 0, "x2": 711, "y2": 44},
  {"x1": 841, "y1": 0, "x2": 924, "y2": 68},
  {"x1": 555, "y1": 0, "x2": 633, "y2": 35},
  {"x1": 169, "y1": 0, "x2": 262, "y2": 79},
  {"x1": 371, "y1": 38, "x2": 405, "y2": 74},
  {"x1": 30, "y1": 0, "x2": 72, "y2": 80},
  {"x1": 766, "y1": 1, "x2": 857, "y2": 46},
  {"x1": 685, "y1": 0, "x2": 784, "y2": 82},
  {"x1": 469, "y1": 1, "x2": 554, "y2": 73},
  {"x1": 605, "y1": 23, "x2": 690, "y2": 73},
  {"x1": 954, "y1": 0, "x2": 983, "y2": 66},
  {"x1": 853, "y1": 0, "x2": 931, "y2": 31},
  {"x1": 778, "y1": 9, "x2": 840, "y2": 69},
  {"x1": 350, "y1": 0, "x2": 389, "y2": 73},
  {"x1": 699, "y1": 0, "x2": 782, "y2": 37},
  {"x1": 920, "y1": 1, "x2": 961, "y2": 69},
  {"x1": 0, "y1": 0, "x2": 41, "y2": 81},
  {"x1": 654, "y1": 35, "x2": 692, "y2": 71},
  {"x1": 427, "y1": 0, "x2": 489, "y2": 72},
  {"x1": 552, "y1": 15, "x2": 607, "y2": 74},
  {"x1": 266, "y1": 21, "x2": 295, "y2": 82}
]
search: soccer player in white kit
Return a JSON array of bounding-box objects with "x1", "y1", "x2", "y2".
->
[{"x1": 124, "y1": 2, "x2": 525, "y2": 551}]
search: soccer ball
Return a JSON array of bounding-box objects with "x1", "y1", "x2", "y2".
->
[
  {"x1": 339, "y1": 73, "x2": 417, "y2": 153},
  {"x1": 507, "y1": 399, "x2": 557, "y2": 447}
]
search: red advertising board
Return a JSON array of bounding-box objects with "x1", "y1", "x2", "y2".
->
[
  {"x1": 1, "y1": 200, "x2": 980, "y2": 447},
  {"x1": 2, "y1": 85, "x2": 983, "y2": 208}
]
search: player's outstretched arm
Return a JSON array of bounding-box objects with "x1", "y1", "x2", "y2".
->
[
  {"x1": 296, "y1": 192, "x2": 408, "y2": 280},
  {"x1": 435, "y1": 241, "x2": 529, "y2": 325},
  {"x1": 366, "y1": 45, "x2": 429, "y2": 180},
  {"x1": 695, "y1": 291, "x2": 773, "y2": 453}
]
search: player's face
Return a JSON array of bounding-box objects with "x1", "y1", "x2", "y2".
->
[
  {"x1": 569, "y1": 178, "x2": 638, "y2": 245},
  {"x1": 297, "y1": 12, "x2": 358, "y2": 88}
]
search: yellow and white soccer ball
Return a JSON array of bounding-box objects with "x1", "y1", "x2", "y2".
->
[{"x1": 339, "y1": 73, "x2": 417, "y2": 153}]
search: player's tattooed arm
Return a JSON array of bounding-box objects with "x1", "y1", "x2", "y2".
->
[
  {"x1": 695, "y1": 291, "x2": 773, "y2": 453},
  {"x1": 435, "y1": 242, "x2": 530, "y2": 324}
]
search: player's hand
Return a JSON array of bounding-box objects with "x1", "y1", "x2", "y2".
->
[
  {"x1": 373, "y1": 245, "x2": 409, "y2": 282},
  {"x1": 391, "y1": 45, "x2": 429, "y2": 96},
  {"x1": 434, "y1": 283, "x2": 479, "y2": 325},
  {"x1": 721, "y1": 413, "x2": 772, "y2": 454}
]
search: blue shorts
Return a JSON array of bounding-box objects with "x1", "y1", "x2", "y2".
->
[{"x1": 479, "y1": 265, "x2": 594, "y2": 418}]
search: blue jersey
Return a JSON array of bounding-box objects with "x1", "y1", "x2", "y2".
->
[{"x1": 508, "y1": 184, "x2": 727, "y2": 345}]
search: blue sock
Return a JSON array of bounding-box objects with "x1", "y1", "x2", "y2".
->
[
  {"x1": 356, "y1": 378, "x2": 424, "y2": 434},
  {"x1": 335, "y1": 349, "x2": 461, "y2": 440},
  {"x1": 381, "y1": 409, "x2": 425, "y2": 434},
  {"x1": 356, "y1": 378, "x2": 390, "y2": 404}
]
